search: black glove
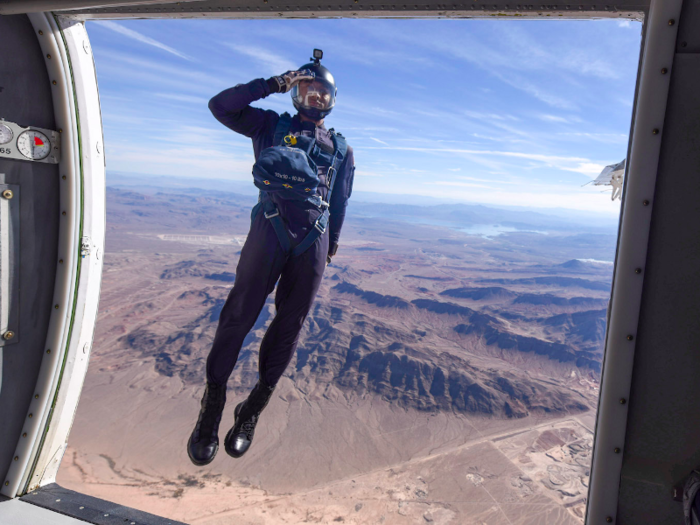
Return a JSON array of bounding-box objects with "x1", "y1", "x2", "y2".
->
[
  {"x1": 266, "y1": 69, "x2": 315, "y2": 94},
  {"x1": 327, "y1": 242, "x2": 339, "y2": 266}
]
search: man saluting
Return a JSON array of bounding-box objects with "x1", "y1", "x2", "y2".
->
[{"x1": 188, "y1": 50, "x2": 355, "y2": 465}]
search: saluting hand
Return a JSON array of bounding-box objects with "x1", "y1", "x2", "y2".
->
[{"x1": 274, "y1": 69, "x2": 315, "y2": 93}]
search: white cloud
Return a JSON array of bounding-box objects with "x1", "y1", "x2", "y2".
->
[
  {"x1": 370, "y1": 137, "x2": 389, "y2": 146},
  {"x1": 342, "y1": 126, "x2": 401, "y2": 133},
  {"x1": 359, "y1": 145, "x2": 611, "y2": 179},
  {"x1": 391, "y1": 183, "x2": 621, "y2": 216},
  {"x1": 617, "y1": 96, "x2": 634, "y2": 108},
  {"x1": 154, "y1": 93, "x2": 209, "y2": 105},
  {"x1": 538, "y1": 114, "x2": 569, "y2": 123},
  {"x1": 463, "y1": 110, "x2": 520, "y2": 122},
  {"x1": 93, "y1": 51, "x2": 226, "y2": 96},
  {"x1": 491, "y1": 70, "x2": 578, "y2": 110},
  {"x1": 558, "y1": 162, "x2": 606, "y2": 177},
  {"x1": 558, "y1": 132, "x2": 629, "y2": 144},
  {"x1": 225, "y1": 44, "x2": 296, "y2": 76},
  {"x1": 471, "y1": 133, "x2": 501, "y2": 141},
  {"x1": 105, "y1": 142, "x2": 254, "y2": 180},
  {"x1": 92, "y1": 21, "x2": 191, "y2": 61},
  {"x1": 356, "y1": 22, "x2": 623, "y2": 110},
  {"x1": 453, "y1": 175, "x2": 521, "y2": 185},
  {"x1": 362, "y1": 145, "x2": 588, "y2": 163},
  {"x1": 354, "y1": 169, "x2": 384, "y2": 177},
  {"x1": 433, "y1": 181, "x2": 492, "y2": 189}
]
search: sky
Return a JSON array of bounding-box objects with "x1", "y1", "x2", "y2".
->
[{"x1": 86, "y1": 17, "x2": 642, "y2": 216}]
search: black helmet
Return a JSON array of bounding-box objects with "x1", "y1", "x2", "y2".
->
[{"x1": 291, "y1": 50, "x2": 337, "y2": 120}]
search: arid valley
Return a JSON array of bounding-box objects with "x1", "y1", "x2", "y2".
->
[{"x1": 57, "y1": 183, "x2": 617, "y2": 524}]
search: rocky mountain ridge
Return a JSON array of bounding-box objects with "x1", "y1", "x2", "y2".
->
[{"x1": 113, "y1": 273, "x2": 592, "y2": 420}]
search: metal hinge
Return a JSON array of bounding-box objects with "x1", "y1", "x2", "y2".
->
[{"x1": 80, "y1": 236, "x2": 91, "y2": 258}]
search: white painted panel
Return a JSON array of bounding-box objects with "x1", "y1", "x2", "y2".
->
[
  {"x1": 585, "y1": 0, "x2": 683, "y2": 523},
  {"x1": 28, "y1": 15, "x2": 106, "y2": 490},
  {"x1": 0, "y1": 499, "x2": 88, "y2": 525}
]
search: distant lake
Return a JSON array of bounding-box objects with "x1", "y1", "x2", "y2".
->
[
  {"x1": 457, "y1": 224, "x2": 548, "y2": 238},
  {"x1": 358, "y1": 213, "x2": 551, "y2": 238}
]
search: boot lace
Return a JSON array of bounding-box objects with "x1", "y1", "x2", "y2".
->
[
  {"x1": 196, "y1": 384, "x2": 226, "y2": 440},
  {"x1": 240, "y1": 414, "x2": 258, "y2": 439}
]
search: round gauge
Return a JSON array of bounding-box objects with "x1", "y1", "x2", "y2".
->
[
  {"x1": 0, "y1": 124, "x2": 13, "y2": 145},
  {"x1": 17, "y1": 130, "x2": 51, "y2": 160}
]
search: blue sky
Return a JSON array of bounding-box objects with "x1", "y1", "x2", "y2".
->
[{"x1": 87, "y1": 18, "x2": 641, "y2": 216}]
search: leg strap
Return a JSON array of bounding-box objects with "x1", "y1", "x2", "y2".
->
[
  {"x1": 262, "y1": 199, "x2": 326, "y2": 258},
  {"x1": 292, "y1": 212, "x2": 328, "y2": 258},
  {"x1": 262, "y1": 199, "x2": 291, "y2": 253}
]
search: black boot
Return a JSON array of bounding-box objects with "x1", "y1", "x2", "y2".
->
[
  {"x1": 224, "y1": 379, "x2": 276, "y2": 458},
  {"x1": 187, "y1": 382, "x2": 226, "y2": 466}
]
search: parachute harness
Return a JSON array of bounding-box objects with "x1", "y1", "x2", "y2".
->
[{"x1": 258, "y1": 112, "x2": 347, "y2": 258}]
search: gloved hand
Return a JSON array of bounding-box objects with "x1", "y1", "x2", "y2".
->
[
  {"x1": 326, "y1": 241, "x2": 338, "y2": 266},
  {"x1": 268, "y1": 69, "x2": 315, "y2": 94}
]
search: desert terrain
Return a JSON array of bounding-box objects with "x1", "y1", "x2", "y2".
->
[{"x1": 57, "y1": 184, "x2": 616, "y2": 524}]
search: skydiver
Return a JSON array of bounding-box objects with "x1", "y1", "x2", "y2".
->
[{"x1": 187, "y1": 51, "x2": 355, "y2": 466}]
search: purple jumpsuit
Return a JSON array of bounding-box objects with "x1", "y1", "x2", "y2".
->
[{"x1": 205, "y1": 78, "x2": 355, "y2": 388}]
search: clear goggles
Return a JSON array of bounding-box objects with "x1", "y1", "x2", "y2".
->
[{"x1": 291, "y1": 80, "x2": 335, "y2": 111}]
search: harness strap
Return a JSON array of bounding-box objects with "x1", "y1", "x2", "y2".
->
[
  {"x1": 273, "y1": 112, "x2": 293, "y2": 147},
  {"x1": 291, "y1": 211, "x2": 328, "y2": 257},
  {"x1": 322, "y1": 133, "x2": 346, "y2": 211},
  {"x1": 262, "y1": 116, "x2": 348, "y2": 258},
  {"x1": 259, "y1": 111, "x2": 294, "y2": 250},
  {"x1": 262, "y1": 199, "x2": 291, "y2": 253},
  {"x1": 289, "y1": 133, "x2": 345, "y2": 257}
]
